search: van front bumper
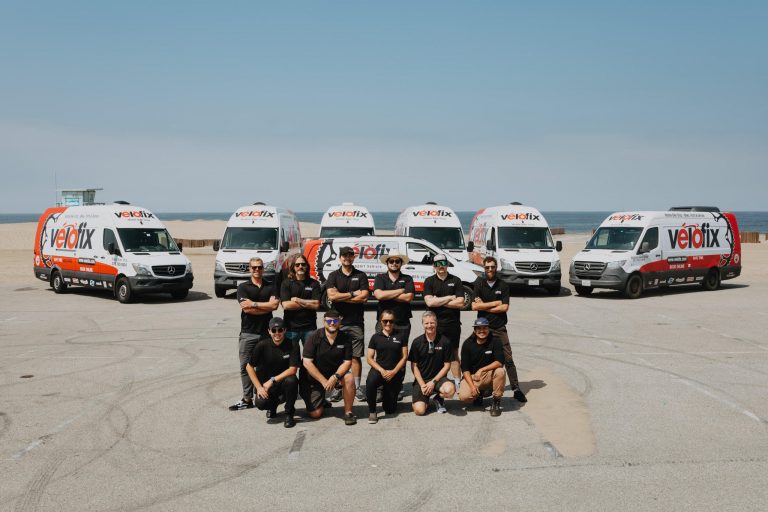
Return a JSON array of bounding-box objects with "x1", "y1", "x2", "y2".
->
[
  {"x1": 128, "y1": 273, "x2": 194, "y2": 294},
  {"x1": 569, "y1": 266, "x2": 628, "y2": 290},
  {"x1": 214, "y1": 270, "x2": 277, "y2": 290},
  {"x1": 497, "y1": 271, "x2": 561, "y2": 288}
]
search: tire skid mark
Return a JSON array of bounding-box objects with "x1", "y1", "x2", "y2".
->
[
  {"x1": 13, "y1": 454, "x2": 65, "y2": 512},
  {"x1": 0, "y1": 411, "x2": 10, "y2": 440}
]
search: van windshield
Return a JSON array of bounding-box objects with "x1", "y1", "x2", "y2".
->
[
  {"x1": 586, "y1": 227, "x2": 643, "y2": 251},
  {"x1": 117, "y1": 228, "x2": 179, "y2": 253},
  {"x1": 221, "y1": 228, "x2": 278, "y2": 250},
  {"x1": 409, "y1": 227, "x2": 465, "y2": 251},
  {"x1": 498, "y1": 227, "x2": 554, "y2": 249},
  {"x1": 319, "y1": 227, "x2": 374, "y2": 237}
]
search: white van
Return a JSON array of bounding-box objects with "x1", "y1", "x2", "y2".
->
[
  {"x1": 395, "y1": 202, "x2": 469, "y2": 262},
  {"x1": 33, "y1": 202, "x2": 193, "y2": 303},
  {"x1": 303, "y1": 236, "x2": 483, "y2": 309},
  {"x1": 213, "y1": 203, "x2": 301, "y2": 297},
  {"x1": 569, "y1": 207, "x2": 742, "y2": 298},
  {"x1": 467, "y1": 203, "x2": 563, "y2": 295},
  {"x1": 319, "y1": 203, "x2": 376, "y2": 237}
]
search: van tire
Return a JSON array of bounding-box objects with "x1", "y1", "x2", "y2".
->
[
  {"x1": 116, "y1": 278, "x2": 132, "y2": 304},
  {"x1": 624, "y1": 274, "x2": 643, "y2": 299},
  {"x1": 171, "y1": 290, "x2": 189, "y2": 300},
  {"x1": 51, "y1": 271, "x2": 67, "y2": 294},
  {"x1": 462, "y1": 285, "x2": 473, "y2": 310},
  {"x1": 702, "y1": 269, "x2": 720, "y2": 291},
  {"x1": 214, "y1": 286, "x2": 227, "y2": 298},
  {"x1": 574, "y1": 285, "x2": 593, "y2": 296}
]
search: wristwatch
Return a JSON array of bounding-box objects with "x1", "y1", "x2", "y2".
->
[
  {"x1": 334, "y1": 373, "x2": 342, "y2": 381},
  {"x1": 432, "y1": 379, "x2": 438, "y2": 386},
  {"x1": 270, "y1": 376, "x2": 277, "y2": 384}
]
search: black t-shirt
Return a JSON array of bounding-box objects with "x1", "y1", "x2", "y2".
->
[
  {"x1": 423, "y1": 273, "x2": 464, "y2": 325},
  {"x1": 368, "y1": 332, "x2": 407, "y2": 371},
  {"x1": 302, "y1": 328, "x2": 353, "y2": 379},
  {"x1": 325, "y1": 266, "x2": 369, "y2": 327},
  {"x1": 280, "y1": 277, "x2": 322, "y2": 330},
  {"x1": 249, "y1": 338, "x2": 301, "y2": 382},
  {"x1": 408, "y1": 334, "x2": 453, "y2": 381},
  {"x1": 460, "y1": 334, "x2": 504, "y2": 374},
  {"x1": 473, "y1": 278, "x2": 510, "y2": 330},
  {"x1": 373, "y1": 272, "x2": 415, "y2": 323},
  {"x1": 237, "y1": 279, "x2": 276, "y2": 335}
]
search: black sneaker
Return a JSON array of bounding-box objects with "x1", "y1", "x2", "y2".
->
[
  {"x1": 490, "y1": 398, "x2": 501, "y2": 417},
  {"x1": 344, "y1": 412, "x2": 357, "y2": 425},
  {"x1": 284, "y1": 415, "x2": 296, "y2": 428},
  {"x1": 322, "y1": 399, "x2": 333, "y2": 409},
  {"x1": 266, "y1": 409, "x2": 277, "y2": 419},
  {"x1": 228, "y1": 399, "x2": 254, "y2": 411},
  {"x1": 513, "y1": 389, "x2": 528, "y2": 403}
]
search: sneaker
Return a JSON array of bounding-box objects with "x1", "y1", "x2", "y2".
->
[
  {"x1": 435, "y1": 396, "x2": 447, "y2": 414},
  {"x1": 344, "y1": 412, "x2": 357, "y2": 426},
  {"x1": 228, "y1": 399, "x2": 254, "y2": 411},
  {"x1": 472, "y1": 396, "x2": 484, "y2": 408},
  {"x1": 322, "y1": 399, "x2": 333, "y2": 409},
  {"x1": 513, "y1": 388, "x2": 528, "y2": 403},
  {"x1": 396, "y1": 389, "x2": 404, "y2": 402},
  {"x1": 284, "y1": 415, "x2": 296, "y2": 428},
  {"x1": 368, "y1": 412, "x2": 378, "y2": 424},
  {"x1": 356, "y1": 387, "x2": 367, "y2": 402},
  {"x1": 490, "y1": 398, "x2": 501, "y2": 417},
  {"x1": 329, "y1": 388, "x2": 342, "y2": 402},
  {"x1": 266, "y1": 408, "x2": 277, "y2": 419}
]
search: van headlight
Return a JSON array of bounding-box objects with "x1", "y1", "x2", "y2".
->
[
  {"x1": 186, "y1": 262, "x2": 193, "y2": 274},
  {"x1": 132, "y1": 263, "x2": 153, "y2": 276},
  {"x1": 500, "y1": 260, "x2": 514, "y2": 272},
  {"x1": 264, "y1": 260, "x2": 276, "y2": 272},
  {"x1": 551, "y1": 260, "x2": 561, "y2": 271},
  {"x1": 607, "y1": 260, "x2": 626, "y2": 270},
  {"x1": 215, "y1": 260, "x2": 224, "y2": 272}
]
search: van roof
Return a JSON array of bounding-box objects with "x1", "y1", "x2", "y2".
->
[
  {"x1": 397, "y1": 204, "x2": 462, "y2": 228},
  {"x1": 320, "y1": 204, "x2": 375, "y2": 227},
  {"x1": 227, "y1": 204, "x2": 294, "y2": 227},
  {"x1": 472, "y1": 204, "x2": 549, "y2": 227},
  {"x1": 600, "y1": 210, "x2": 731, "y2": 227},
  {"x1": 53, "y1": 204, "x2": 167, "y2": 229}
]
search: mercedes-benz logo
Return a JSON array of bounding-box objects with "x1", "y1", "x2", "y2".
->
[
  {"x1": 584, "y1": 263, "x2": 591, "y2": 271},
  {"x1": 530, "y1": 263, "x2": 538, "y2": 271},
  {"x1": 168, "y1": 266, "x2": 176, "y2": 275},
  {"x1": 239, "y1": 264, "x2": 248, "y2": 273}
]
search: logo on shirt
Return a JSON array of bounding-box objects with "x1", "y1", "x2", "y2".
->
[
  {"x1": 485, "y1": 350, "x2": 492, "y2": 354},
  {"x1": 337, "y1": 345, "x2": 345, "y2": 348},
  {"x1": 494, "y1": 290, "x2": 501, "y2": 295},
  {"x1": 304, "y1": 287, "x2": 313, "y2": 291},
  {"x1": 447, "y1": 283, "x2": 455, "y2": 287},
  {"x1": 282, "y1": 354, "x2": 290, "y2": 359},
  {"x1": 392, "y1": 338, "x2": 401, "y2": 344}
]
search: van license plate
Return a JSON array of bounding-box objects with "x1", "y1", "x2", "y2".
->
[
  {"x1": 528, "y1": 279, "x2": 540, "y2": 286},
  {"x1": 581, "y1": 280, "x2": 591, "y2": 287}
]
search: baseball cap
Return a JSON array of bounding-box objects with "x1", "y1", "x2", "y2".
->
[
  {"x1": 472, "y1": 317, "x2": 490, "y2": 328},
  {"x1": 268, "y1": 317, "x2": 286, "y2": 329},
  {"x1": 433, "y1": 253, "x2": 448, "y2": 265},
  {"x1": 339, "y1": 246, "x2": 355, "y2": 256}
]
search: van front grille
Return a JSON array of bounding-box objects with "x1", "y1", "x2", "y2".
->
[
  {"x1": 574, "y1": 261, "x2": 606, "y2": 278},
  {"x1": 152, "y1": 265, "x2": 186, "y2": 277},
  {"x1": 225, "y1": 262, "x2": 251, "y2": 274},
  {"x1": 515, "y1": 261, "x2": 551, "y2": 273}
]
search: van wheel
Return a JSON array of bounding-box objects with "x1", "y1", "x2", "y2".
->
[
  {"x1": 321, "y1": 291, "x2": 332, "y2": 310},
  {"x1": 116, "y1": 278, "x2": 132, "y2": 303},
  {"x1": 462, "y1": 285, "x2": 473, "y2": 310},
  {"x1": 214, "y1": 286, "x2": 227, "y2": 298},
  {"x1": 171, "y1": 290, "x2": 189, "y2": 300},
  {"x1": 574, "y1": 285, "x2": 593, "y2": 296},
  {"x1": 546, "y1": 285, "x2": 561, "y2": 296},
  {"x1": 51, "y1": 271, "x2": 67, "y2": 293},
  {"x1": 624, "y1": 274, "x2": 643, "y2": 299},
  {"x1": 702, "y1": 269, "x2": 720, "y2": 291}
]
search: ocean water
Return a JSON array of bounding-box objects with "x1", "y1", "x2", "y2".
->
[{"x1": 4, "y1": 211, "x2": 768, "y2": 234}]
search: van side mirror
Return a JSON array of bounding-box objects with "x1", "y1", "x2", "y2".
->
[
  {"x1": 107, "y1": 242, "x2": 120, "y2": 256},
  {"x1": 213, "y1": 240, "x2": 220, "y2": 251},
  {"x1": 486, "y1": 240, "x2": 495, "y2": 251},
  {"x1": 556, "y1": 241, "x2": 563, "y2": 252},
  {"x1": 466, "y1": 241, "x2": 474, "y2": 252},
  {"x1": 421, "y1": 254, "x2": 433, "y2": 265},
  {"x1": 281, "y1": 241, "x2": 289, "y2": 253},
  {"x1": 177, "y1": 242, "x2": 183, "y2": 252},
  {"x1": 639, "y1": 241, "x2": 650, "y2": 254}
]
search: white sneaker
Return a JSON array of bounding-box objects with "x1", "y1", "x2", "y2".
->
[{"x1": 435, "y1": 396, "x2": 447, "y2": 414}]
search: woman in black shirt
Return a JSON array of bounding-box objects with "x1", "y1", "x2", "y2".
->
[{"x1": 365, "y1": 310, "x2": 408, "y2": 423}]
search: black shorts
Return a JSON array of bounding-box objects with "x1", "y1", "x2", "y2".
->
[
  {"x1": 411, "y1": 377, "x2": 452, "y2": 403},
  {"x1": 299, "y1": 375, "x2": 343, "y2": 411},
  {"x1": 437, "y1": 323, "x2": 461, "y2": 351}
]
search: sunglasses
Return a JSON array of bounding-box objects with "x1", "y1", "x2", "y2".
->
[
  {"x1": 387, "y1": 259, "x2": 402, "y2": 264},
  {"x1": 381, "y1": 319, "x2": 395, "y2": 324},
  {"x1": 324, "y1": 318, "x2": 341, "y2": 325},
  {"x1": 433, "y1": 260, "x2": 448, "y2": 267},
  {"x1": 294, "y1": 262, "x2": 307, "y2": 268},
  {"x1": 250, "y1": 266, "x2": 263, "y2": 270},
  {"x1": 474, "y1": 326, "x2": 489, "y2": 330},
  {"x1": 340, "y1": 253, "x2": 354, "y2": 258},
  {"x1": 484, "y1": 266, "x2": 497, "y2": 270},
  {"x1": 270, "y1": 327, "x2": 285, "y2": 334}
]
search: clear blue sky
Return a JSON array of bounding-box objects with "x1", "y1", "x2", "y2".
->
[{"x1": 1, "y1": 1, "x2": 766, "y2": 213}]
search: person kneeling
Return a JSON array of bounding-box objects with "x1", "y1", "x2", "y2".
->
[
  {"x1": 458, "y1": 318, "x2": 506, "y2": 416},
  {"x1": 365, "y1": 310, "x2": 408, "y2": 423},
  {"x1": 246, "y1": 317, "x2": 300, "y2": 428},
  {"x1": 409, "y1": 311, "x2": 455, "y2": 416}
]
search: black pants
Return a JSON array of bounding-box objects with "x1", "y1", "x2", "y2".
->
[
  {"x1": 253, "y1": 375, "x2": 299, "y2": 414},
  {"x1": 491, "y1": 327, "x2": 519, "y2": 389},
  {"x1": 365, "y1": 369, "x2": 404, "y2": 414}
]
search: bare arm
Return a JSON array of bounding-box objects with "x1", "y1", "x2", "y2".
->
[
  {"x1": 395, "y1": 292, "x2": 414, "y2": 303},
  {"x1": 348, "y1": 289, "x2": 370, "y2": 303},
  {"x1": 471, "y1": 298, "x2": 502, "y2": 311},
  {"x1": 373, "y1": 288, "x2": 403, "y2": 300},
  {"x1": 326, "y1": 287, "x2": 353, "y2": 302},
  {"x1": 302, "y1": 358, "x2": 328, "y2": 387},
  {"x1": 488, "y1": 303, "x2": 509, "y2": 314},
  {"x1": 424, "y1": 294, "x2": 455, "y2": 308}
]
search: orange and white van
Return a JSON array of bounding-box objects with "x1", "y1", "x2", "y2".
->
[
  {"x1": 569, "y1": 207, "x2": 742, "y2": 298},
  {"x1": 33, "y1": 202, "x2": 193, "y2": 303},
  {"x1": 319, "y1": 203, "x2": 376, "y2": 237}
]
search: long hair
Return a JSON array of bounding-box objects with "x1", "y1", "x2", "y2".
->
[{"x1": 286, "y1": 253, "x2": 309, "y2": 281}]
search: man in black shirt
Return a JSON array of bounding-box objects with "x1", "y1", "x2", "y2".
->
[
  {"x1": 423, "y1": 253, "x2": 465, "y2": 390},
  {"x1": 373, "y1": 252, "x2": 415, "y2": 343},
  {"x1": 280, "y1": 254, "x2": 322, "y2": 347},
  {"x1": 472, "y1": 256, "x2": 527, "y2": 403},
  {"x1": 458, "y1": 317, "x2": 506, "y2": 416},
  {"x1": 300, "y1": 309, "x2": 358, "y2": 425},
  {"x1": 246, "y1": 317, "x2": 300, "y2": 428},
  {"x1": 325, "y1": 246, "x2": 369, "y2": 402},
  {"x1": 229, "y1": 257, "x2": 279, "y2": 411},
  {"x1": 408, "y1": 311, "x2": 455, "y2": 416}
]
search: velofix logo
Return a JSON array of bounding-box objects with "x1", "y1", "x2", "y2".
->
[
  {"x1": 328, "y1": 211, "x2": 368, "y2": 218},
  {"x1": 412, "y1": 209, "x2": 452, "y2": 217},
  {"x1": 235, "y1": 210, "x2": 275, "y2": 218},
  {"x1": 353, "y1": 244, "x2": 392, "y2": 260},
  {"x1": 50, "y1": 222, "x2": 95, "y2": 251},
  {"x1": 501, "y1": 212, "x2": 540, "y2": 221},
  {"x1": 668, "y1": 223, "x2": 720, "y2": 249},
  {"x1": 609, "y1": 214, "x2": 644, "y2": 223},
  {"x1": 114, "y1": 210, "x2": 155, "y2": 219}
]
